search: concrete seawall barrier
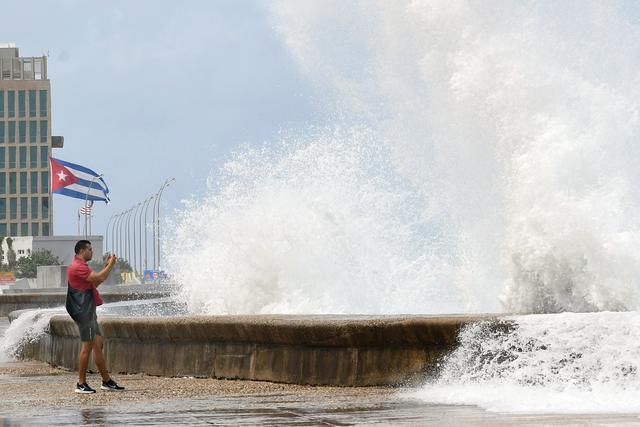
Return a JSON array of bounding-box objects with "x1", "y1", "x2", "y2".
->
[
  {"x1": 20, "y1": 314, "x2": 498, "y2": 386},
  {"x1": 0, "y1": 287, "x2": 171, "y2": 316}
]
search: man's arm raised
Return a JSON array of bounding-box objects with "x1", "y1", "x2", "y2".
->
[{"x1": 86, "y1": 254, "x2": 117, "y2": 287}]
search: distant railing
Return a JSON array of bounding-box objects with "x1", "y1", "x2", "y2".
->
[{"x1": 0, "y1": 57, "x2": 47, "y2": 80}]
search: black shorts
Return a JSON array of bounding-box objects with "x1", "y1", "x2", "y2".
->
[{"x1": 75, "y1": 311, "x2": 101, "y2": 342}]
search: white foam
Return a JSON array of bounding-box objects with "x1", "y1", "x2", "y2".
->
[
  {"x1": 0, "y1": 308, "x2": 63, "y2": 362},
  {"x1": 410, "y1": 312, "x2": 640, "y2": 413},
  {"x1": 166, "y1": 129, "x2": 464, "y2": 314}
]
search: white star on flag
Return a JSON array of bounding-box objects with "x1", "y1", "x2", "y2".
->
[{"x1": 57, "y1": 170, "x2": 67, "y2": 182}]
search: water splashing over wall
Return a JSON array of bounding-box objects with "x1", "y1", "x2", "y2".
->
[{"x1": 167, "y1": 1, "x2": 640, "y2": 314}]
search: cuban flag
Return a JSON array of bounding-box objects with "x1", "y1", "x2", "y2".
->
[{"x1": 50, "y1": 157, "x2": 110, "y2": 203}]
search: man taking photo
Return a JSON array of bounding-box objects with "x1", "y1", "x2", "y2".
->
[{"x1": 66, "y1": 239, "x2": 124, "y2": 393}]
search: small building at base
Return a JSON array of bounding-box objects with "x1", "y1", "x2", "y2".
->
[{"x1": 0, "y1": 235, "x2": 103, "y2": 266}]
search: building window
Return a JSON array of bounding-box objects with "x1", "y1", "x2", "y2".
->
[
  {"x1": 10, "y1": 198, "x2": 17, "y2": 220},
  {"x1": 9, "y1": 172, "x2": 16, "y2": 194},
  {"x1": 31, "y1": 197, "x2": 38, "y2": 219},
  {"x1": 19, "y1": 172, "x2": 27, "y2": 194},
  {"x1": 29, "y1": 121, "x2": 36, "y2": 143},
  {"x1": 30, "y1": 146, "x2": 37, "y2": 168},
  {"x1": 31, "y1": 223, "x2": 39, "y2": 236},
  {"x1": 18, "y1": 91, "x2": 25, "y2": 118},
  {"x1": 42, "y1": 222, "x2": 49, "y2": 236},
  {"x1": 20, "y1": 198, "x2": 27, "y2": 220},
  {"x1": 10, "y1": 223, "x2": 17, "y2": 236},
  {"x1": 8, "y1": 122, "x2": 15, "y2": 143},
  {"x1": 19, "y1": 147, "x2": 26, "y2": 168},
  {"x1": 42, "y1": 196, "x2": 49, "y2": 218},
  {"x1": 0, "y1": 173, "x2": 5, "y2": 194},
  {"x1": 40, "y1": 120, "x2": 48, "y2": 143},
  {"x1": 40, "y1": 146, "x2": 48, "y2": 167},
  {"x1": 0, "y1": 122, "x2": 4, "y2": 143},
  {"x1": 8, "y1": 91, "x2": 15, "y2": 118},
  {"x1": 0, "y1": 199, "x2": 5, "y2": 220},
  {"x1": 0, "y1": 90, "x2": 4, "y2": 117},
  {"x1": 30, "y1": 171, "x2": 37, "y2": 193},
  {"x1": 39, "y1": 90, "x2": 47, "y2": 117},
  {"x1": 18, "y1": 249, "x2": 24, "y2": 255},
  {"x1": 18, "y1": 121, "x2": 26, "y2": 143},
  {"x1": 0, "y1": 147, "x2": 4, "y2": 168},
  {"x1": 20, "y1": 223, "x2": 27, "y2": 236},
  {"x1": 0, "y1": 224, "x2": 6, "y2": 236},
  {"x1": 41, "y1": 172, "x2": 49, "y2": 193},
  {"x1": 8, "y1": 147, "x2": 15, "y2": 168},
  {"x1": 29, "y1": 90, "x2": 36, "y2": 117}
]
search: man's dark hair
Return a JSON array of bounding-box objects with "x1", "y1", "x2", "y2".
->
[{"x1": 74, "y1": 240, "x2": 92, "y2": 254}]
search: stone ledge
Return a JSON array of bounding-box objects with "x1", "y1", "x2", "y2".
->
[
  {"x1": 21, "y1": 314, "x2": 499, "y2": 386},
  {"x1": 0, "y1": 291, "x2": 169, "y2": 316}
]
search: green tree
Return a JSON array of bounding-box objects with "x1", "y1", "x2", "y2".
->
[
  {"x1": 0, "y1": 236, "x2": 5, "y2": 269},
  {"x1": 15, "y1": 249, "x2": 61, "y2": 278}
]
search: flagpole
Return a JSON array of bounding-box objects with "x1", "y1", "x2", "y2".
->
[{"x1": 84, "y1": 174, "x2": 103, "y2": 238}]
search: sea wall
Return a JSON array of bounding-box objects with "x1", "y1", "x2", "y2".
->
[
  {"x1": 18, "y1": 314, "x2": 497, "y2": 386},
  {"x1": 0, "y1": 286, "x2": 170, "y2": 316}
]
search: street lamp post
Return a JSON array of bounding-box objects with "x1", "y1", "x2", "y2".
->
[
  {"x1": 125, "y1": 207, "x2": 134, "y2": 267},
  {"x1": 132, "y1": 202, "x2": 142, "y2": 275},
  {"x1": 153, "y1": 178, "x2": 174, "y2": 270},
  {"x1": 112, "y1": 212, "x2": 119, "y2": 256},
  {"x1": 118, "y1": 209, "x2": 127, "y2": 260},
  {"x1": 143, "y1": 195, "x2": 155, "y2": 271},
  {"x1": 105, "y1": 214, "x2": 115, "y2": 253},
  {"x1": 113, "y1": 212, "x2": 124, "y2": 256},
  {"x1": 139, "y1": 196, "x2": 152, "y2": 273}
]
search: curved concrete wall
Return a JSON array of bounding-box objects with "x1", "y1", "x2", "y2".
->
[
  {"x1": 0, "y1": 290, "x2": 169, "y2": 316},
  {"x1": 19, "y1": 314, "x2": 498, "y2": 386}
]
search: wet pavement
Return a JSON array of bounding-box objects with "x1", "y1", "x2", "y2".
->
[{"x1": 3, "y1": 317, "x2": 640, "y2": 426}]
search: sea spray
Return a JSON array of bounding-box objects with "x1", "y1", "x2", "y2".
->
[
  {"x1": 410, "y1": 312, "x2": 640, "y2": 412},
  {"x1": 167, "y1": 1, "x2": 640, "y2": 314},
  {"x1": 0, "y1": 308, "x2": 63, "y2": 362},
  {"x1": 271, "y1": 0, "x2": 640, "y2": 313},
  {"x1": 166, "y1": 128, "x2": 464, "y2": 314}
]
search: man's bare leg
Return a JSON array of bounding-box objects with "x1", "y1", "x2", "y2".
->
[
  {"x1": 92, "y1": 335, "x2": 110, "y2": 382},
  {"x1": 78, "y1": 341, "x2": 93, "y2": 384}
]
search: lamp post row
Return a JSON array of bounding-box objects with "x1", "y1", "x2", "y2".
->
[{"x1": 104, "y1": 178, "x2": 175, "y2": 274}]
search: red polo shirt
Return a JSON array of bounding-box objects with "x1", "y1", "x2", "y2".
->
[{"x1": 68, "y1": 256, "x2": 104, "y2": 306}]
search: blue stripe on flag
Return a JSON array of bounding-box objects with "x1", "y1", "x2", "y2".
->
[
  {"x1": 75, "y1": 176, "x2": 108, "y2": 193},
  {"x1": 54, "y1": 187, "x2": 110, "y2": 203}
]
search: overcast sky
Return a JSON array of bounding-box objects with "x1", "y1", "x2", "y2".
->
[{"x1": 1, "y1": 0, "x2": 323, "y2": 237}]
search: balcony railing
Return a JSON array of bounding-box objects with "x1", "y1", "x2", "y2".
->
[{"x1": 0, "y1": 57, "x2": 47, "y2": 80}]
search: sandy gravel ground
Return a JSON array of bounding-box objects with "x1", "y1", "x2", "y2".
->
[{"x1": 0, "y1": 359, "x2": 393, "y2": 410}]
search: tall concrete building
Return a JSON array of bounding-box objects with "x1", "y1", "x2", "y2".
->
[{"x1": 0, "y1": 43, "x2": 63, "y2": 238}]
